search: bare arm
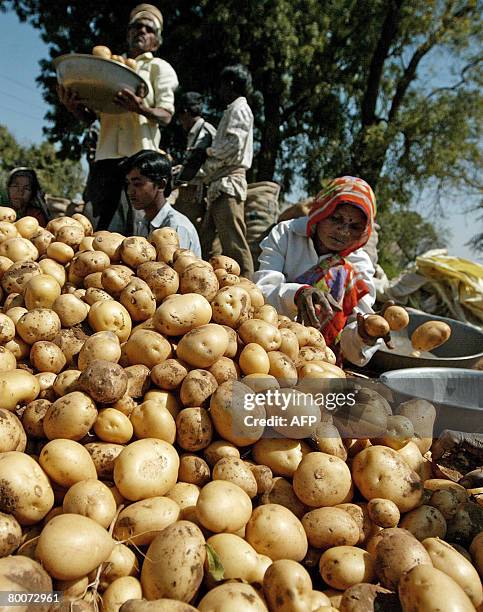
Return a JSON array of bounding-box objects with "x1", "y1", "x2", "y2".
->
[{"x1": 115, "y1": 88, "x2": 173, "y2": 126}]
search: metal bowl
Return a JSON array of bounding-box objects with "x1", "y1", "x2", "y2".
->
[
  {"x1": 380, "y1": 367, "x2": 483, "y2": 434},
  {"x1": 371, "y1": 310, "x2": 483, "y2": 371},
  {"x1": 54, "y1": 54, "x2": 148, "y2": 114}
]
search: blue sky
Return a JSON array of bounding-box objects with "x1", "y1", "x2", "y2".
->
[{"x1": 0, "y1": 10, "x2": 480, "y2": 262}]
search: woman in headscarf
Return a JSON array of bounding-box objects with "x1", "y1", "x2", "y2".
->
[
  {"x1": 254, "y1": 176, "x2": 391, "y2": 366},
  {"x1": 5, "y1": 167, "x2": 51, "y2": 226}
]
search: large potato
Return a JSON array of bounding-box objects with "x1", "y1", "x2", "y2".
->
[
  {"x1": 113, "y1": 439, "x2": 179, "y2": 501},
  {"x1": 179, "y1": 369, "x2": 217, "y2": 407},
  {"x1": 253, "y1": 438, "x2": 311, "y2": 477},
  {"x1": 411, "y1": 320, "x2": 451, "y2": 351},
  {"x1": 176, "y1": 407, "x2": 213, "y2": 451},
  {"x1": 210, "y1": 286, "x2": 251, "y2": 328},
  {"x1": 212, "y1": 457, "x2": 258, "y2": 498},
  {"x1": 88, "y1": 300, "x2": 132, "y2": 342},
  {"x1": 130, "y1": 400, "x2": 176, "y2": 444},
  {"x1": 352, "y1": 445, "x2": 423, "y2": 512},
  {"x1": 151, "y1": 358, "x2": 188, "y2": 390},
  {"x1": 238, "y1": 319, "x2": 281, "y2": 351},
  {"x1": 1, "y1": 261, "x2": 40, "y2": 295},
  {"x1": 302, "y1": 507, "x2": 360, "y2": 550},
  {"x1": 198, "y1": 583, "x2": 267, "y2": 612},
  {"x1": 30, "y1": 341, "x2": 66, "y2": 374},
  {"x1": 43, "y1": 391, "x2": 97, "y2": 440},
  {"x1": 52, "y1": 294, "x2": 88, "y2": 327},
  {"x1": 0, "y1": 451, "x2": 54, "y2": 525},
  {"x1": 0, "y1": 236, "x2": 38, "y2": 261},
  {"x1": 141, "y1": 521, "x2": 205, "y2": 602},
  {"x1": 113, "y1": 496, "x2": 180, "y2": 546},
  {"x1": 319, "y1": 546, "x2": 375, "y2": 590},
  {"x1": 196, "y1": 480, "x2": 252, "y2": 533},
  {"x1": 16, "y1": 308, "x2": 61, "y2": 344},
  {"x1": 246, "y1": 503, "x2": 308, "y2": 561},
  {"x1": 400, "y1": 505, "x2": 447, "y2": 541},
  {"x1": 94, "y1": 408, "x2": 134, "y2": 444},
  {"x1": 78, "y1": 331, "x2": 121, "y2": 370},
  {"x1": 39, "y1": 439, "x2": 97, "y2": 488},
  {"x1": 179, "y1": 261, "x2": 219, "y2": 301},
  {"x1": 239, "y1": 343, "x2": 270, "y2": 375},
  {"x1": 137, "y1": 262, "x2": 179, "y2": 302},
  {"x1": 153, "y1": 293, "x2": 211, "y2": 336},
  {"x1": 0, "y1": 369, "x2": 40, "y2": 411},
  {"x1": 78, "y1": 359, "x2": 128, "y2": 404},
  {"x1": 62, "y1": 479, "x2": 117, "y2": 528},
  {"x1": 367, "y1": 498, "x2": 400, "y2": 528},
  {"x1": 293, "y1": 452, "x2": 353, "y2": 507},
  {"x1": 120, "y1": 236, "x2": 156, "y2": 268},
  {"x1": 23, "y1": 274, "x2": 61, "y2": 309},
  {"x1": 36, "y1": 514, "x2": 114, "y2": 581},
  {"x1": 70, "y1": 249, "x2": 110, "y2": 278},
  {"x1": 206, "y1": 533, "x2": 271, "y2": 586},
  {"x1": 120, "y1": 278, "x2": 156, "y2": 322},
  {"x1": 398, "y1": 564, "x2": 475, "y2": 612},
  {"x1": 101, "y1": 577, "x2": 143, "y2": 612},
  {"x1": 339, "y1": 584, "x2": 401, "y2": 612},
  {"x1": 92, "y1": 232, "x2": 124, "y2": 260},
  {"x1": 176, "y1": 324, "x2": 228, "y2": 368}
]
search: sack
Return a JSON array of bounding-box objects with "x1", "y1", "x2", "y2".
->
[{"x1": 245, "y1": 181, "x2": 280, "y2": 266}]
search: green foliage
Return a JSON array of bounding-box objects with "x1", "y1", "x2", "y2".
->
[{"x1": 0, "y1": 125, "x2": 84, "y2": 199}]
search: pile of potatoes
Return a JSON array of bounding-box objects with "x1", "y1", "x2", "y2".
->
[{"x1": 0, "y1": 205, "x2": 481, "y2": 612}]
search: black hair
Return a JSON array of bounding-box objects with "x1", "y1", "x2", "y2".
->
[
  {"x1": 177, "y1": 91, "x2": 203, "y2": 117},
  {"x1": 122, "y1": 150, "x2": 172, "y2": 197},
  {"x1": 220, "y1": 64, "x2": 253, "y2": 97},
  {"x1": 7, "y1": 168, "x2": 43, "y2": 200}
]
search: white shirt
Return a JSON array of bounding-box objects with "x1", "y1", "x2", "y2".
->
[
  {"x1": 186, "y1": 117, "x2": 217, "y2": 183},
  {"x1": 133, "y1": 203, "x2": 201, "y2": 257},
  {"x1": 96, "y1": 53, "x2": 178, "y2": 160},
  {"x1": 253, "y1": 217, "x2": 381, "y2": 366},
  {"x1": 204, "y1": 97, "x2": 254, "y2": 201}
]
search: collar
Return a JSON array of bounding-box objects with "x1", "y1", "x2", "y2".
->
[
  {"x1": 227, "y1": 96, "x2": 246, "y2": 110},
  {"x1": 128, "y1": 51, "x2": 154, "y2": 62},
  {"x1": 149, "y1": 202, "x2": 172, "y2": 228}
]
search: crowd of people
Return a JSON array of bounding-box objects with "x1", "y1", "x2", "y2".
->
[{"x1": 1, "y1": 3, "x2": 394, "y2": 367}]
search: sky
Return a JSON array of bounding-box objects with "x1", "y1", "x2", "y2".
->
[{"x1": 0, "y1": 10, "x2": 480, "y2": 263}]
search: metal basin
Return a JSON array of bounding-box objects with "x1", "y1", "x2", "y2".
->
[
  {"x1": 380, "y1": 368, "x2": 483, "y2": 434},
  {"x1": 371, "y1": 310, "x2": 483, "y2": 371},
  {"x1": 54, "y1": 54, "x2": 148, "y2": 114}
]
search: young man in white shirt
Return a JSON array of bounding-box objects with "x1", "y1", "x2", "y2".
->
[
  {"x1": 58, "y1": 4, "x2": 178, "y2": 230},
  {"x1": 202, "y1": 65, "x2": 254, "y2": 277},
  {"x1": 123, "y1": 150, "x2": 201, "y2": 256}
]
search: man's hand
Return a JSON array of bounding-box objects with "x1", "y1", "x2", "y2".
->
[
  {"x1": 115, "y1": 88, "x2": 146, "y2": 114},
  {"x1": 295, "y1": 287, "x2": 342, "y2": 329},
  {"x1": 57, "y1": 85, "x2": 86, "y2": 114}
]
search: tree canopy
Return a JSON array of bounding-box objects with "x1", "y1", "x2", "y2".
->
[{"x1": 1, "y1": 0, "x2": 481, "y2": 268}]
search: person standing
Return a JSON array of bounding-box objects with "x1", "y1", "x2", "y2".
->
[
  {"x1": 202, "y1": 65, "x2": 254, "y2": 277},
  {"x1": 172, "y1": 91, "x2": 216, "y2": 227},
  {"x1": 58, "y1": 3, "x2": 178, "y2": 230}
]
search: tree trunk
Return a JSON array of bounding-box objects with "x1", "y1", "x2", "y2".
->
[{"x1": 254, "y1": 89, "x2": 282, "y2": 182}]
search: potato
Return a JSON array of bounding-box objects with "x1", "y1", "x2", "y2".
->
[
  {"x1": 278, "y1": 320, "x2": 311, "y2": 346},
  {"x1": 29, "y1": 229, "x2": 54, "y2": 257},
  {"x1": 373, "y1": 527, "x2": 433, "y2": 589},
  {"x1": 196, "y1": 480, "x2": 252, "y2": 533},
  {"x1": 94, "y1": 408, "x2": 133, "y2": 444},
  {"x1": 141, "y1": 521, "x2": 205, "y2": 602},
  {"x1": 92, "y1": 232, "x2": 123, "y2": 260},
  {"x1": 113, "y1": 496, "x2": 180, "y2": 546},
  {"x1": 43, "y1": 391, "x2": 97, "y2": 440},
  {"x1": 120, "y1": 278, "x2": 156, "y2": 322},
  {"x1": 101, "y1": 577, "x2": 142, "y2": 612},
  {"x1": 0, "y1": 236, "x2": 38, "y2": 261},
  {"x1": 411, "y1": 320, "x2": 451, "y2": 351},
  {"x1": 400, "y1": 505, "x2": 447, "y2": 541},
  {"x1": 0, "y1": 369, "x2": 40, "y2": 410},
  {"x1": 352, "y1": 445, "x2": 423, "y2": 512},
  {"x1": 83, "y1": 286, "x2": 112, "y2": 305},
  {"x1": 143, "y1": 389, "x2": 181, "y2": 419},
  {"x1": 0, "y1": 221, "x2": 18, "y2": 241},
  {"x1": 0, "y1": 555, "x2": 53, "y2": 612},
  {"x1": 429, "y1": 488, "x2": 466, "y2": 521},
  {"x1": 260, "y1": 476, "x2": 306, "y2": 518},
  {"x1": 198, "y1": 583, "x2": 266, "y2": 612},
  {"x1": 293, "y1": 452, "x2": 353, "y2": 507},
  {"x1": 246, "y1": 503, "x2": 307, "y2": 561},
  {"x1": 209, "y1": 255, "x2": 240, "y2": 275},
  {"x1": 397, "y1": 440, "x2": 431, "y2": 480},
  {"x1": 210, "y1": 286, "x2": 251, "y2": 328},
  {"x1": 398, "y1": 564, "x2": 475, "y2": 611},
  {"x1": 151, "y1": 359, "x2": 188, "y2": 391},
  {"x1": 470, "y1": 532, "x2": 483, "y2": 577},
  {"x1": 363, "y1": 314, "x2": 390, "y2": 337},
  {"x1": 267, "y1": 350, "x2": 298, "y2": 382},
  {"x1": 99, "y1": 543, "x2": 138, "y2": 591},
  {"x1": 78, "y1": 331, "x2": 121, "y2": 370},
  {"x1": 422, "y1": 537, "x2": 482, "y2": 606},
  {"x1": 137, "y1": 262, "x2": 179, "y2": 302},
  {"x1": 176, "y1": 407, "x2": 213, "y2": 451},
  {"x1": 88, "y1": 300, "x2": 132, "y2": 342},
  {"x1": 398, "y1": 398, "x2": 436, "y2": 454},
  {"x1": 375, "y1": 414, "x2": 414, "y2": 450},
  {"x1": 179, "y1": 261, "x2": 219, "y2": 301},
  {"x1": 0, "y1": 345, "x2": 16, "y2": 372},
  {"x1": 178, "y1": 369, "x2": 216, "y2": 408},
  {"x1": 207, "y1": 533, "x2": 271, "y2": 586},
  {"x1": 39, "y1": 439, "x2": 97, "y2": 488},
  {"x1": 114, "y1": 439, "x2": 179, "y2": 501},
  {"x1": 176, "y1": 324, "x2": 229, "y2": 368},
  {"x1": 71, "y1": 249, "x2": 110, "y2": 278},
  {"x1": 21, "y1": 398, "x2": 49, "y2": 438},
  {"x1": 0, "y1": 511, "x2": 22, "y2": 557},
  {"x1": 130, "y1": 400, "x2": 176, "y2": 444},
  {"x1": 278, "y1": 327, "x2": 300, "y2": 361},
  {"x1": 172, "y1": 251, "x2": 198, "y2": 274},
  {"x1": 239, "y1": 343, "x2": 270, "y2": 375},
  {"x1": 165, "y1": 482, "x2": 201, "y2": 522},
  {"x1": 383, "y1": 304, "x2": 409, "y2": 331},
  {"x1": 56, "y1": 223, "x2": 85, "y2": 249},
  {"x1": 84, "y1": 442, "x2": 124, "y2": 479},
  {"x1": 120, "y1": 236, "x2": 156, "y2": 268},
  {"x1": 312, "y1": 420, "x2": 347, "y2": 460},
  {"x1": 204, "y1": 440, "x2": 240, "y2": 467},
  {"x1": 0, "y1": 313, "x2": 15, "y2": 343},
  {"x1": 78, "y1": 360, "x2": 128, "y2": 404},
  {"x1": 30, "y1": 341, "x2": 66, "y2": 374},
  {"x1": 1, "y1": 261, "x2": 40, "y2": 295},
  {"x1": 153, "y1": 293, "x2": 212, "y2": 336},
  {"x1": 36, "y1": 514, "x2": 114, "y2": 581},
  {"x1": 302, "y1": 507, "x2": 360, "y2": 550},
  {"x1": 16, "y1": 308, "x2": 61, "y2": 344},
  {"x1": 52, "y1": 294, "x2": 88, "y2": 327},
  {"x1": 210, "y1": 380, "x2": 265, "y2": 446},
  {"x1": 263, "y1": 559, "x2": 328, "y2": 612},
  {"x1": 214, "y1": 269, "x2": 241, "y2": 287},
  {"x1": 46, "y1": 241, "x2": 74, "y2": 264},
  {"x1": 319, "y1": 546, "x2": 375, "y2": 590},
  {"x1": 0, "y1": 206, "x2": 16, "y2": 222},
  {"x1": 253, "y1": 438, "x2": 310, "y2": 477},
  {"x1": 212, "y1": 457, "x2": 258, "y2": 498},
  {"x1": 339, "y1": 583, "x2": 400, "y2": 612},
  {"x1": 149, "y1": 226, "x2": 179, "y2": 251},
  {"x1": 238, "y1": 278, "x2": 264, "y2": 307},
  {"x1": 367, "y1": 499, "x2": 400, "y2": 528},
  {"x1": 4, "y1": 335, "x2": 29, "y2": 360},
  {"x1": 23, "y1": 274, "x2": 61, "y2": 310},
  {"x1": 239, "y1": 320, "x2": 282, "y2": 351},
  {"x1": 208, "y1": 356, "x2": 239, "y2": 384},
  {"x1": 0, "y1": 450, "x2": 53, "y2": 526},
  {"x1": 446, "y1": 501, "x2": 483, "y2": 546},
  {"x1": 62, "y1": 479, "x2": 116, "y2": 528}
]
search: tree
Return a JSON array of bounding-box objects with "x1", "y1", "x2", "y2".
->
[
  {"x1": 0, "y1": 125, "x2": 84, "y2": 199},
  {"x1": 2, "y1": 0, "x2": 481, "y2": 270}
]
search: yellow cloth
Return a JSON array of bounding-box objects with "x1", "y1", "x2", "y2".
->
[
  {"x1": 416, "y1": 253, "x2": 483, "y2": 324},
  {"x1": 95, "y1": 52, "x2": 178, "y2": 160}
]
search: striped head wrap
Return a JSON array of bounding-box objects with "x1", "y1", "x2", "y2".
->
[{"x1": 306, "y1": 176, "x2": 377, "y2": 256}]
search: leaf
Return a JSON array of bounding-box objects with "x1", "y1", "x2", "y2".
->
[{"x1": 205, "y1": 543, "x2": 225, "y2": 582}]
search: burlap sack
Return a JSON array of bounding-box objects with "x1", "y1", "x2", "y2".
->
[{"x1": 245, "y1": 181, "x2": 280, "y2": 265}]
